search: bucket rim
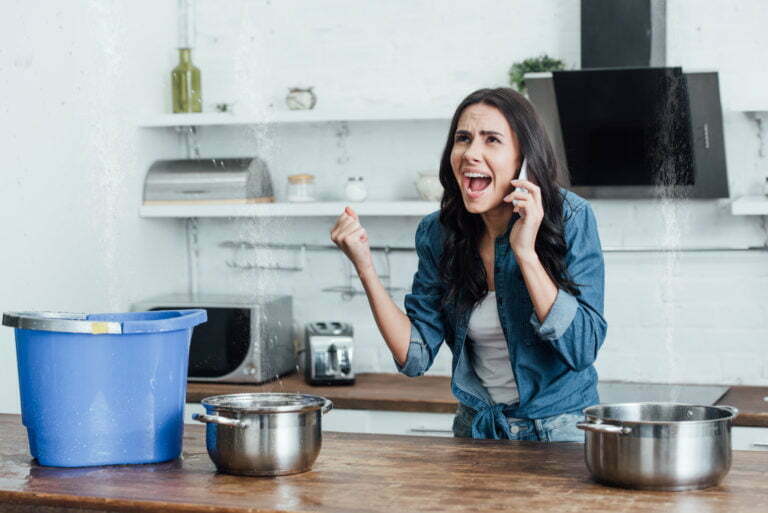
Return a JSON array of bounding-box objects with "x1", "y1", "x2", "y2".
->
[{"x1": 2, "y1": 309, "x2": 207, "y2": 335}]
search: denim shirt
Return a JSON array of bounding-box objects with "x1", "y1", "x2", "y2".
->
[{"x1": 397, "y1": 189, "x2": 607, "y2": 440}]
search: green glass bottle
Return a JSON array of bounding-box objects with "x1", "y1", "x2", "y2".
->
[{"x1": 171, "y1": 48, "x2": 202, "y2": 113}]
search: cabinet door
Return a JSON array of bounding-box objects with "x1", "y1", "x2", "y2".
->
[
  {"x1": 185, "y1": 404, "x2": 456, "y2": 437},
  {"x1": 732, "y1": 427, "x2": 768, "y2": 451},
  {"x1": 322, "y1": 409, "x2": 455, "y2": 437}
]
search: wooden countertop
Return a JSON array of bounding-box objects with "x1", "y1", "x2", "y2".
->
[
  {"x1": 717, "y1": 387, "x2": 768, "y2": 428},
  {"x1": 188, "y1": 374, "x2": 768, "y2": 427},
  {"x1": 1, "y1": 414, "x2": 767, "y2": 513},
  {"x1": 187, "y1": 373, "x2": 458, "y2": 414}
]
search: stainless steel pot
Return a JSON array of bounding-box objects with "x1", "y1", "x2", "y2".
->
[
  {"x1": 577, "y1": 402, "x2": 738, "y2": 491},
  {"x1": 193, "y1": 393, "x2": 333, "y2": 476}
]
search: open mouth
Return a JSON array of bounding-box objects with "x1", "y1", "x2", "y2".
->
[{"x1": 462, "y1": 172, "x2": 492, "y2": 198}]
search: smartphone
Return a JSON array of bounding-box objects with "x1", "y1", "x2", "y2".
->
[
  {"x1": 515, "y1": 158, "x2": 528, "y2": 191},
  {"x1": 513, "y1": 158, "x2": 528, "y2": 216}
]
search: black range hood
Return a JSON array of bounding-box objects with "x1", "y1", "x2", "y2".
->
[
  {"x1": 527, "y1": 67, "x2": 728, "y2": 199},
  {"x1": 525, "y1": 0, "x2": 728, "y2": 199}
]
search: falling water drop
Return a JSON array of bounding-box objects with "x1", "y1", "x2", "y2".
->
[
  {"x1": 653, "y1": 70, "x2": 693, "y2": 401},
  {"x1": 231, "y1": 2, "x2": 287, "y2": 393}
]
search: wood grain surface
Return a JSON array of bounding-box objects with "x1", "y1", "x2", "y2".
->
[
  {"x1": 188, "y1": 373, "x2": 768, "y2": 427},
  {"x1": 187, "y1": 373, "x2": 458, "y2": 413},
  {"x1": 717, "y1": 386, "x2": 768, "y2": 428},
  {"x1": 1, "y1": 414, "x2": 767, "y2": 513}
]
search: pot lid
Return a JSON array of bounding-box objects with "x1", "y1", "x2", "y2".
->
[{"x1": 200, "y1": 393, "x2": 328, "y2": 414}]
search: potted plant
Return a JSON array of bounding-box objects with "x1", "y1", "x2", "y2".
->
[{"x1": 508, "y1": 54, "x2": 566, "y2": 93}]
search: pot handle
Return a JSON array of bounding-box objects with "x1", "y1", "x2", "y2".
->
[
  {"x1": 577, "y1": 421, "x2": 631, "y2": 435},
  {"x1": 322, "y1": 399, "x2": 333, "y2": 415},
  {"x1": 192, "y1": 413, "x2": 249, "y2": 428},
  {"x1": 718, "y1": 405, "x2": 739, "y2": 417}
]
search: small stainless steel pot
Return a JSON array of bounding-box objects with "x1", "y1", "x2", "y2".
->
[
  {"x1": 577, "y1": 402, "x2": 738, "y2": 491},
  {"x1": 193, "y1": 393, "x2": 333, "y2": 476}
]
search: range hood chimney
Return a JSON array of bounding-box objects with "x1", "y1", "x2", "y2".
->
[{"x1": 581, "y1": 0, "x2": 667, "y2": 68}]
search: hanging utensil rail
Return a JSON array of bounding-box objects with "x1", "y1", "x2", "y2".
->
[
  {"x1": 220, "y1": 241, "x2": 415, "y2": 252},
  {"x1": 219, "y1": 240, "x2": 414, "y2": 272}
]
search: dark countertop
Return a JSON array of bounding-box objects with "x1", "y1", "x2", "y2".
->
[
  {"x1": 1, "y1": 414, "x2": 767, "y2": 513},
  {"x1": 187, "y1": 373, "x2": 768, "y2": 428},
  {"x1": 717, "y1": 387, "x2": 768, "y2": 428},
  {"x1": 188, "y1": 373, "x2": 457, "y2": 413}
]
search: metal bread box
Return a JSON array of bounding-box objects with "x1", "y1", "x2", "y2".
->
[{"x1": 143, "y1": 157, "x2": 274, "y2": 205}]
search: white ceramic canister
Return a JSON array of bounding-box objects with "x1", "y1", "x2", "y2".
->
[
  {"x1": 415, "y1": 171, "x2": 443, "y2": 201},
  {"x1": 344, "y1": 177, "x2": 367, "y2": 202}
]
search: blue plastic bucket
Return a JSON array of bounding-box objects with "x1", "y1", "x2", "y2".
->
[{"x1": 3, "y1": 309, "x2": 206, "y2": 467}]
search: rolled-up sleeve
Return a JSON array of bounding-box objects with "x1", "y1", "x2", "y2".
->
[
  {"x1": 396, "y1": 217, "x2": 446, "y2": 377},
  {"x1": 529, "y1": 203, "x2": 607, "y2": 371},
  {"x1": 394, "y1": 328, "x2": 434, "y2": 377}
]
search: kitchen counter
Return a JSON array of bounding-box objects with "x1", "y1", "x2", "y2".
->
[
  {"x1": 187, "y1": 373, "x2": 457, "y2": 413},
  {"x1": 0, "y1": 414, "x2": 767, "y2": 513},
  {"x1": 717, "y1": 387, "x2": 768, "y2": 428},
  {"x1": 187, "y1": 373, "x2": 768, "y2": 427}
]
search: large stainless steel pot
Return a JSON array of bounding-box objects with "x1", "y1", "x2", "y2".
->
[
  {"x1": 577, "y1": 402, "x2": 738, "y2": 491},
  {"x1": 193, "y1": 393, "x2": 333, "y2": 476}
]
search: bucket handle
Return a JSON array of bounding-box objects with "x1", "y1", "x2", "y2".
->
[
  {"x1": 120, "y1": 309, "x2": 207, "y2": 334},
  {"x1": 192, "y1": 413, "x2": 248, "y2": 429},
  {"x1": 577, "y1": 421, "x2": 632, "y2": 435}
]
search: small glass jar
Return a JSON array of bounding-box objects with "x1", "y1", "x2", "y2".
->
[
  {"x1": 286, "y1": 174, "x2": 316, "y2": 202},
  {"x1": 344, "y1": 176, "x2": 368, "y2": 202},
  {"x1": 286, "y1": 87, "x2": 317, "y2": 110}
]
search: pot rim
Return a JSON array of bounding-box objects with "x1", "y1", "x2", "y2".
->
[
  {"x1": 200, "y1": 392, "x2": 329, "y2": 414},
  {"x1": 582, "y1": 402, "x2": 738, "y2": 426}
]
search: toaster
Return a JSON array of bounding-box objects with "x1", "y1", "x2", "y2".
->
[{"x1": 304, "y1": 322, "x2": 355, "y2": 386}]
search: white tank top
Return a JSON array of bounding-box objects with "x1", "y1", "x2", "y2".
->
[{"x1": 467, "y1": 291, "x2": 519, "y2": 405}]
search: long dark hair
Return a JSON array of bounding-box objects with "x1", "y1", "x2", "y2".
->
[{"x1": 438, "y1": 87, "x2": 579, "y2": 313}]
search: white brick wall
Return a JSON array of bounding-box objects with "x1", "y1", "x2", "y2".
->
[
  {"x1": 599, "y1": 251, "x2": 768, "y2": 384},
  {"x1": 3, "y1": 1, "x2": 767, "y2": 421},
  {"x1": 187, "y1": 1, "x2": 768, "y2": 386}
]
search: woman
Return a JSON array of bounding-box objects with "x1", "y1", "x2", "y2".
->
[{"x1": 330, "y1": 87, "x2": 606, "y2": 441}]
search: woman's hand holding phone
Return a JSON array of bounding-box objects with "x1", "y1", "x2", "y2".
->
[
  {"x1": 503, "y1": 158, "x2": 544, "y2": 259},
  {"x1": 330, "y1": 206, "x2": 374, "y2": 273}
]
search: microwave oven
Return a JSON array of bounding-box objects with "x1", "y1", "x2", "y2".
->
[{"x1": 132, "y1": 294, "x2": 295, "y2": 383}]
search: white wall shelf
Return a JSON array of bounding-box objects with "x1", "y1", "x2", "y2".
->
[
  {"x1": 139, "y1": 201, "x2": 440, "y2": 218},
  {"x1": 138, "y1": 110, "x2": 450, "y2": 128},
  {"x1": 731, "y1": 195, "x2": 768, "y2": 215},
  {"x1": 732, "y1": 105, "x2": 768, "y2": 114},
  {"x1": 142, "y1": 197, "x2": 768, "y2": 218}
]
